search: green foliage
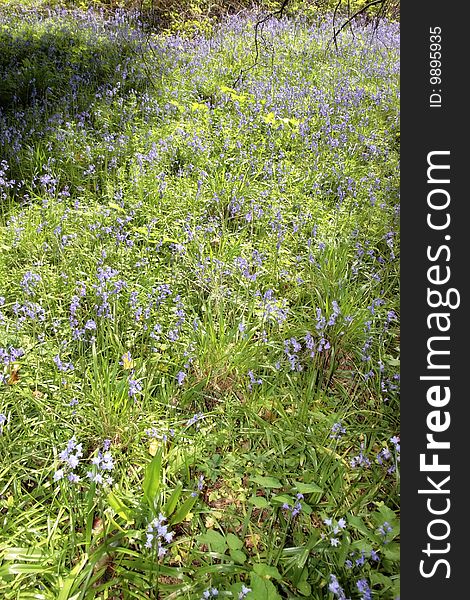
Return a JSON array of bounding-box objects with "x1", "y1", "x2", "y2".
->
[{"x1": 0, "y1": 3, "x2": 399, "y2": 598}]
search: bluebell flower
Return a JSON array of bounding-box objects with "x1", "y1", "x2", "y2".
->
[
  {"x1": 357, "y1": 579, "x2": 372, "y2": 600},
  {"x1": 187, "y1": 412, "x2": 204, "y2": 428},
  {"x1": 55, "y1": 436, "x2": 82, "y2": 483},
  {"x1": 238, "y1": 585, "x2": 251, "y2": 599},
  {"x1": 330, "y1": 421, "x2": 346, "y2": 440},
  {"x1": 328, "y1": 574, "x2": 348, "y2": 599},
  {"x1": 145, "y1": 513, "x2": 174, "y2": 558},
  {"x1": 128, "y1": 372, "x2": 142, "y2": 397}
]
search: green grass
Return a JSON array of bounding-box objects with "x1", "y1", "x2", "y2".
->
[{"x1": 0, "y1": 4, "x2": 399, "y2": 599}]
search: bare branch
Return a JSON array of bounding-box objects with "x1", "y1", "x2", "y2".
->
[
  {"x1": 329, "y1": 0, "x2": 387, "y2": 53},
  {"x1": 233, "y1": 0, "x2": 290, "y2": 87}
]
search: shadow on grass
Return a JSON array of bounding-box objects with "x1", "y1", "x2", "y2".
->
[
  {"x1": 0, "y1": 8, "x2": 170, "y2": 209},
  {"x1": 0, "y1": 11, "x2": 151, "y2": 110}
]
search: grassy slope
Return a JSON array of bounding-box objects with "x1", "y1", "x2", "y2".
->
[{"x1": 0, "y1": 6, "x2": 399, "y2": 599}]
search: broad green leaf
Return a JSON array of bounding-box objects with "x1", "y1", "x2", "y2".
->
[
  {"x1": 370, "y1": 572, "x2": 393, "y2": 589},
  {"x1": 229, "y1": 549, "x2": 246, "y2": 564},
  {"x1": 250, "y1": 475, "x2": 283, "y2": 489},
  {"x1": 253, "y1": 563, "x2": 282, "y2": 581},
  {"x1": 248, "y1": 573, "x2": 282, "y2": 599},
  {"x1": 271, "y1": 495, "x2": 292, "y2": 505},
  {"x1": 348, "y1": 515, "x2": 377, "y2": 541},
  {"x1": 107, "y1": 491, "x2": 133, "y2": 523},
  {"x1": 163, "y1": 482, "x2": 183, "y2": 517},
  {"x1": 143, "y1": 447, "x2": 163, "y2": 506},
  {"x1": 292, "y1": 482, "x2": 323, "y2": 494},
  {"x1": 170, "y1": 494, "x2": 197, "y2": 525},
  {"x1": 249, "y1": 496, "x2": 269, "y2": 508},
  {"x1": 297, "y1": 580, "x2": 312, "y2": 597},
  {"x1": 383, "y1": 542, "x2": 400, "y2": 562},
  {"x1": 198, "y1": 529, "x2": 227, "y2": 554},
  {"x1": 226, "y1": 533, "x2": 243, "y2": 551},
  {"x1": 376, "y1": 503, "x2": 399, "y2": 528}
]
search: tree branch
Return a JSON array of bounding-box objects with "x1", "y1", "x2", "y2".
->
[
  {"x1": 233, "y1": 0, "x2": 290, "y2": 87},
  {"x1": 330, "y1": 0, "x2": 387, "y2": 52}
]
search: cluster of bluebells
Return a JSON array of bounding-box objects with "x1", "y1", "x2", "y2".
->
[
  {"x1": 356, "y1": 579, "x2": 372, "y2": 600},
  {"x1": 350, "y1": 443, "x2": 371, "y2": 469},
  {"x1": 377, "y1": 521, "x2": 393, "y2": 543},
  {"x1": 54, "y1": 354, "x2": 75, "y2": 373},
  {"x1": 20, "y1": 271, "x2": 41, "y2": 296},
  {"x1": 255, "y1": 289, "x2": 288, "y2": 325},
  {"x1": 345, "y1": 548, "x2": 380, "y2": 570},
  {"x1": 283, "y1": 337, "x2": 303, "y2": 371},
  {"x1": 1, "y1": 346, "x2": 24, "y2": 383},
  {"x1": 323, "y1": 516, "x2": 347, "y2": 547},
  {"x1": 200, "y1": 589, "x2": 218, "y2": 599},
  {"x1": 128, "y1": 371, "x2": 142, "y2": 398},
  {"x1": 54, "y1": 437, "x2": 115, "y2": 487},
  {"x1": 376, "y1": 435, "x2": 400, "y2": 474},
  {"x1": 69, "y1": 293, "x2": 97, "y2": 341},
  {"x1": 87, "y1": 439, "x2": 114, "y2": 487},
  {"x1": 145, "y1": 426, "x2": 175, "y2": 442},
  {"x1": 328, "y1": 574, "x2": 349, "y2": 600},
  {"x1": 187, "y1": 412, "x2": 204, "y2": 429},
  {"x1": 282, "y1": 493, "x2": 304, "y2": 518},
  {"x1": 145, "y1": 513, "x2": 174, "y2": 558},
  {"x1": 330, "y1": 421, "x2": 346, "y2": 440},
  {"x1": 1, "y1": 346, "x2": 25, "y2": 366},
  {"x1": 54, "y1": 436, "x2": 83, "y2": 483},
  {"x1": 247, "y1": 369, "x2": 262, "y2": 390}
]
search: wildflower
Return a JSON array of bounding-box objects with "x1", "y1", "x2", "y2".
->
[
  {"x1": 177, "y1": 370, "x2": 186, "y2": 385},
  {"x1": 238, "y1": 585, "x2": 251, "y2": 599},
  {"x1": 282, "y1": 493, "x2": 303, "y2": 518},
  {"x1": 355, "y1": 552, "x2": 366, "y2": 567},
  {"x1": 378, "y1": 522, "x2": 393, "y2": 542},
  {"x1": 330, "y1": 537, "x2": 340, "y2": 546},
  {"x1": 55, "y1": 436, "x2": 82, "y2": 483},
  {"x1": 390, "y1": 435, "x2": 400, "y2": 453},
  {"x1": 327, "y1": 300, "x2": 340, "y2": 326},
  {"x1": 330, "y1": 421, "x2": 346, "y2": 440},
  {"x1": 328, "y1": 574, "x2": 348, "y2": 599},
  {"x1": 191, "y1": 474, "x2": 205, "y2": 497},
  {"x1": 357, "y1": 579, "x2": 372, "y2": 600},
  {"x1": 20, "y1": 272, "x2": 41, "y2": 296},
  {"x1": 145, "y1": 513, "x2": 174, "y2": 558},
  {"x1": 128, "y1": 373, "x2": 142, "y2": 398},
  {"x1": 54, "y1": 469, "x2": 64, "y2": 481},
  {"x1": 247, "y1": 370, "x2": 262, "y2": 390},
  {"x1": 201, "y1": 589, "x2": 218, "y2": 599},
  {"x1": 336, "y1": 517, "x2": 347, "y2": 531},
  {"x1": 370, "y1": 549, "x2": 380, "y2": 562},
  {"x1": 187, "y1": 412, "x2": 204, "y2": 428},
  {"x1": 0, "y1": 413, "x2": 6, "y2": 433},
  {"x1": 87, "y1": 440, "x2": 114, "y2": 488},
  {"x1": 53, "y1": 355, "x2": 74, "y2": 373},
  {"x1": 350, "y1": 443, "x2": 371, "y2": 468}
]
